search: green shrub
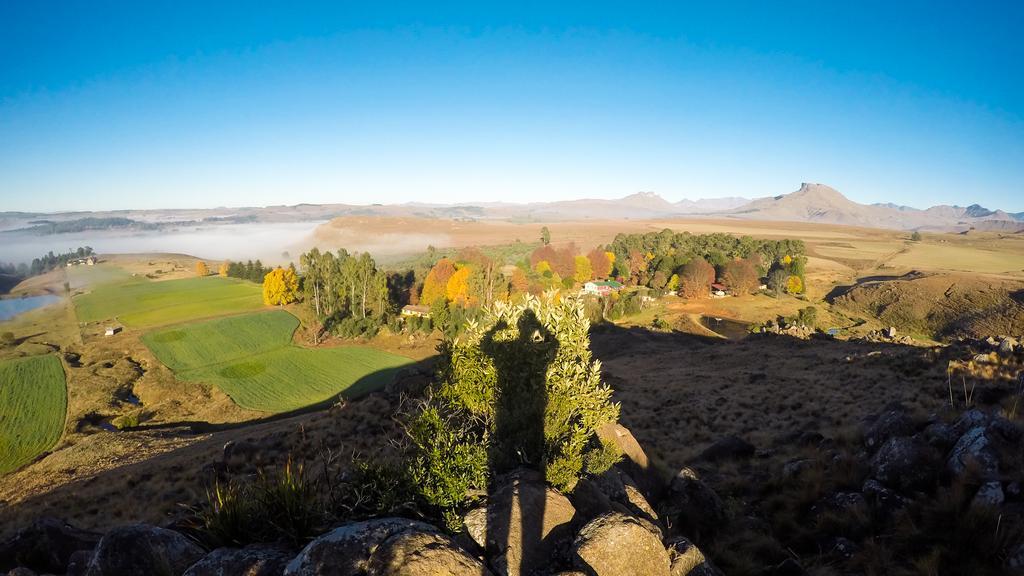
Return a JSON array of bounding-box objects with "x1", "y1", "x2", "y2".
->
[{"x1": 407, "y1": 294, "x2": 620, "y2": 519}]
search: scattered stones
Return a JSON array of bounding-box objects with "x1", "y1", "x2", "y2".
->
[
  {"x1": 572, "y1": 512, "x2": 670, "y2": 576},
  {"x1": 84, "y1": 524, "x2": 205, "y2": 576}
]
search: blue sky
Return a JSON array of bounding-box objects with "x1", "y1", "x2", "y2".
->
[{"x1": 1, "y1": 1, "x2": 1022, "y2": 212}]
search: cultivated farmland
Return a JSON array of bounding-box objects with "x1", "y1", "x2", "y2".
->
[
  {"x1": 0, "y1": 355, "x2": 67, "y2": 474},
  {"x1": 74, "y1": 275, "x2": 264, "y2": 328},
  {"x1": 143, "y1": 310, "x2": 413, "y2": 412}
]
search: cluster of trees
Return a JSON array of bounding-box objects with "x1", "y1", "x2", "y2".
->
[
  {"x1": 13, "y1": 246, "x2": 96, "y2": 277},
  {"x1": 605, "y1": 230, "x2": 807, "y2": 297},
  {"x1": 221, "y1": 260, "x2": 272, "y2": 283},
  {"x1": 299, "y1": 248, "x2": 391, "y2": 338},
  {"x1": 527, "y1": 243, "x2": 615, "y2": 290}
]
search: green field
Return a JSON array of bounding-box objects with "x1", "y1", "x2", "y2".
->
[
  {"x1": 0, "y1": 355, "x2": 67, "y2": 474},
  {"x1": 74, "y1": 275, "x2": 264, "y2": 328},
  {"x1": 143, "y1": 310, "x2": 413, "y2": 412}
]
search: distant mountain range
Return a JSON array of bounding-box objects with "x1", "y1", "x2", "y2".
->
[
  {"x1": 726, "y1": 183, "x2": 1024, "y2": 231},
  {"x1": 1, "y1": 184, "x2": 1021, "y2": 233}
]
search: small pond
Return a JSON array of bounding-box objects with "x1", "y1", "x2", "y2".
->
[
  {"x1": 0, "y1": 294, "x2": 61, "y2": 322},
  {"x1": 700, "y1": 315, "x2": 751, "y2": 340}
]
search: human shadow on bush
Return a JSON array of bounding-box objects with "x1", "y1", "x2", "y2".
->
[{"x1": 481, "y1": 309, "x2": 558, "y2": 576}]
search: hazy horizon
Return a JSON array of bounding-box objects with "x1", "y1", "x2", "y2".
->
[{"x1": 2, "y1": 2, "x2": 1022, "y2": 212}]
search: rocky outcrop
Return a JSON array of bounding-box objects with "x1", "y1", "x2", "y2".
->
[
  {"x1": 463, "y1": 469, "x2": 578, "y2": 576},
  {"x1": 861, "y1": 404, "x2": 914, "y2": 449},
  {"x1": 0, "y1": 517, "x2": 101, "y2": 574},
  {"x1": 183, "y1": 544, "x2": 293, "y2": 576},
  {"x1": 663, "y1": 467, "x2": 726, "y2": 541},
  {"x1": 596, "y1": 422, "x2": 664, "y2": 501},
  {"x1": 365, "y1": 530, "x2": 493, "y2": 575},
  {"x1": 869, "y1": 436, "x2": 937, "y2": 491},
  {"x1": 666, "y1": 537, "x2": 723, "y2": 576},
  {"x1": 85, "y1": 524, "x2": 205, "y2": 576},
  {"x1": 696, "y1": 436, "x2": 754, "y2": 462},
  {"x1": 284, "y1": 518, "x2": 439, "y2": 576},
  {"x1": 572, "y1": 512, "x2": 671, "y2": 576}
]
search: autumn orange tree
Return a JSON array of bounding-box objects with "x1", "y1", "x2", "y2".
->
[
  {"x1": 586, "y1": 247, "x2": 613, "y2": 279},
  {"x1": 421, "y1": 258, "x2": 456, "y2": 305},
  {"x1": 721, "y1": 257, "x2": 760, "y2": 295},
  {"x1": 218, "y1": 262, "x2": 230, "y2": 277},
  {"x1": 679, "y1": 257, "x2": 715, "y2": 299},
  {"x1": 262, "y1": 266, "x2": 299, "y2": 306},
  {"x1": 445, "y1": 266, "x2": 473, "y2": 307},
  {"x1": 195, "y1": 261, "x2": 209, "y2": 276}
]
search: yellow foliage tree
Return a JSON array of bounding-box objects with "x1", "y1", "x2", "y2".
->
[
  {"x1": 421, "y1": 258, "x2": 456, "y2": 305},
  {"x1": 535, "y1": 260, "x2": 553, "y2": 276},
  {"x1": 195, "y1": 261, "x2": 209, "y2": 276},
  {"x1": 445, "y1": 266, "x2": 473, "y2": 306},
  {"x1": 573, "y1": 255, "x2": 593, "y2": 283},
  {"x1": 786, "y1": 275, "x2": 804, "y2": 294},
  {"x1": 218, "y1": 262, "x2": 229, "y2": 277},
  {"x1": 263, "y1": 267, "x2": 299, "y2": 306}
]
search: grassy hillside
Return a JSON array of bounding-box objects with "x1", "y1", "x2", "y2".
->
[
  {"x1": 833, "y1": 272, "x2": 1024, "y2": 340},
  {"x1": 74, "y1": 275, "x2": 264, "y2": 328},
  {"x1": 0, "y1": 355, "x2": 67, "y2": 474},
  {"x1": 143, "y1": 310, "x2": 413, "y2": 412}
]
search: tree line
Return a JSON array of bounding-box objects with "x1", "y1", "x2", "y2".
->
[
  {"x1": 606, "y1": 230, "x2": 807, "y2": 296},
  {"x1": 0, "y1": 246, "x2": 95, "y2": 278}
]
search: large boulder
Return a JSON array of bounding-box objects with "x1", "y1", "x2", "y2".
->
[
  {"x1": 870, "y1": 436, "x2": 937, "y2": 491},
  {"x1": 183, "y1": 544, "x2": 293, "y2": 576},
  {"x1": 588, "y1": 467, "x2": 661, "y2": 530},
  {"x1": 862, "y1": 406, "x2": 914, "y2": 450},
  {"x1": 284, "y1": 518, "x2": 438, "y2": 576},
  {"x1": 85, "y1": 524, "x2": 206, "y2": 576},
  {"x1": 0, "y1": 517, "x2": 101, "y2": 574},
  {"x1": 567, "y1": 477, "x2": 615, "y2": 522},
  {"x1": 596, "y1": 423, "x2": 665, "y2": 501},
  {"x1": 463, "y1": 470, "x2": 578, "y2": 576},
  {"x1": 666, "y1": 537, "x2": 723, "y2": 576},
  {"x1": 663, "y1": 467, "x2": 727, "y2": 540},
  {"x1": 571, "y1": 512, "x2": 670, "y2": 576},
  {"x1": 696, "y1": 436, "x2": 754, "y2": 462},
  {"x1": 946, "y1": 426, "x2": 1000, "y2": 481},
  {"x1": 365, "y1": 530, "x2": 493, "y2": 575},
  {"x1": 951, "y1": 409, "x2": 989, "y2": 437}
]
